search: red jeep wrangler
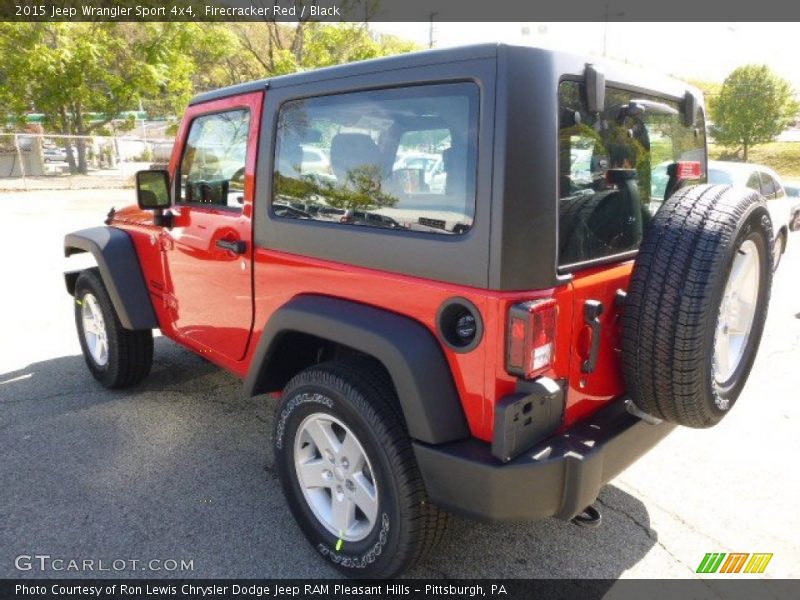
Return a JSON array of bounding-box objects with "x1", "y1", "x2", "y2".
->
[{"x1": 64, "y1": 45, "x2": 773, "y2": 577}]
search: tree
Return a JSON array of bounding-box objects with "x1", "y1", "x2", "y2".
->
[
  {"x1": 710, "y1": 65, "x2": 799, "y2": 161},
  {"x1": 0, "y1": 22, "x2": 195, "y2": 173},
  {"x1": 228, "y1": 22, "x2": 418, "y2": 85},
  {"x1": 0, "y1": 21, "x2": 418, "y2": 172}
]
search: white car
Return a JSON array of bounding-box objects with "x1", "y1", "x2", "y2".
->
[
  {"x1": 393, "y1": 152, "x2": 447, "y2": 193},
  {"x1": 783, "y1": 181, "x2": 800, "y2": 231},
  {"x1": 707, "y1": 160, "x2": 791, "y2": 270},
  {"x1": 300, "y1": 145, "x2": 332, "y2": 177}
]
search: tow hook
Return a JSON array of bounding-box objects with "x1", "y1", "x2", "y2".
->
[{"x1": 571, "y1": 504, "x2": 602, "y2": 528}]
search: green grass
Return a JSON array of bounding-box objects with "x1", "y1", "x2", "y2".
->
[{"x1": 708, "y1": 142, "x2": 800, "y2": 181}]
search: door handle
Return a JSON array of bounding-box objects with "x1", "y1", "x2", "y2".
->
[
  {"x1": 581, "y1": 300, "x2": 604, "y2": 373},
  {"x1": 215, "y1": 239, "x2": 246, "y2": 254}
]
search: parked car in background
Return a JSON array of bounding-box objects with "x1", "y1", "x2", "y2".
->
[
  {"x1": 393, "y1": 152, "x2": 447, "y2": 193},
  {"x1": 784, "y1": 181, "x2": 800, "y2": 231},
  {"x1": 340, "y1": 208, "x2": 405, "y2": 229},
  {"x1": 708, "y1": 160, "x2": 791, "y2": 269},
  {"x1": 42, "y1": 147, "x2": 67, "y2": 163}
]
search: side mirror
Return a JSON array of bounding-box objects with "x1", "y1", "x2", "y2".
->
[{"x1": 136, "y1": 170, "x2": 171, "y2": 210}]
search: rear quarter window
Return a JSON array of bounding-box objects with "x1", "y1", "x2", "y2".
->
[{"x1": 272, "y1": 83, "x2": 479, "y2": 235}]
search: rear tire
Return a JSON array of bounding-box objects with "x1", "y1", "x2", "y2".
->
[
  {"x1": 273, "y1": 361, "x2": 447, "y2": 578},
  {"x1": 621, "y1": 184, "x2": 773, "y2": 428},
  {"x1": 74, "y1": 269, "x2": 153, "y2": 389}
]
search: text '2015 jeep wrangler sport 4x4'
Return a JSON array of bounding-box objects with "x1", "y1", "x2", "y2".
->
[{"x1": 64, "y1": 45, "x2": 774, "y2": 578}]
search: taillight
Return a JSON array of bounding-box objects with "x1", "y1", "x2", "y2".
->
[
  {"x1": 506, "y1": 299, "x2": 557, "y2": 379},
  {"x1": 676, "y1": 160, "x2": 702, "y2": 179}
]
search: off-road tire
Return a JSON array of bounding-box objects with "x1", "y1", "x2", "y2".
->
[
  {"x1": 74, "y1": 269, "x2": 153, "y2": 389},
  {"x1": 621, "y1": 184, "x2": 773, "y2": 428},
  {"x1": 273, "y1": 361, "x2": 448, "y2": 578}
]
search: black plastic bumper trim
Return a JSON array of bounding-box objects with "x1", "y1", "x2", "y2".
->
[{"x1": 413, "y1": 398, "x2": 675, "y2": 522}]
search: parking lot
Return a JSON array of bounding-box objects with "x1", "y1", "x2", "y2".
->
[{"x1": 1, "y1": 188, "x2": 798, "y2": 580}]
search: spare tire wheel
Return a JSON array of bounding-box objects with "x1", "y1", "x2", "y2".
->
[{"x1": 621, "y1": 184, "x2": 773, "y2": 428}]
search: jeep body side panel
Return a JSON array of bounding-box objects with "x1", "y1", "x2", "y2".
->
[
  {"x1": 64, "y1": 226, "x2": 158, "y2": 330},
  {"x1": 253, "y1": 55, "x2": 496, "y2": 289},
  {"x1": 245, "y1": 295, "x2": 470, "y2": 445}
]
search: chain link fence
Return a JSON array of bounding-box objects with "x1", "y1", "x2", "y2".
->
[{"x1": 0, "y1": 133, "x2": 174, "y2": 191}]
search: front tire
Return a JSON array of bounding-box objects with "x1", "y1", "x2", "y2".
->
[
  {"x1": 273, "y1": 361, "x2": 447, "y2": 578},
  {"x1": 74, "y1": 269, "x2": 153, "y2": 389}
]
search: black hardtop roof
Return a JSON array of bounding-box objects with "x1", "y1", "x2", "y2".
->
[
  {"x1": 190, "y1": 43, "x2": 700, "y2": 106},
  {"x1": 189, "y1": 43, "x2": 499, "y2": 105}
]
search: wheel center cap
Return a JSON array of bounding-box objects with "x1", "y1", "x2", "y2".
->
[{"x1": 334, "y1": 466, "x2": 346, "y2": 481}]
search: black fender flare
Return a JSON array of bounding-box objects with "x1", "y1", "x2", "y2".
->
[
  {"x1": 64, "y1": 226, "x2": 158, "y2": 330},
  {"x1": 244, "y1": 295, "x2": 470, "y2": 445}
]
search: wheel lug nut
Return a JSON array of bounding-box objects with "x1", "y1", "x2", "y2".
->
[
  {"x1": 322, "y1": 469, "x2": 332, "y2": 480},
  {"x1": 325, "y1": 450, "x2": 335, "y2": 463},
  {"x1": 346, "y1": 480, "x2": 355, "y2": 492},
  {"x1": 340, "y1": 457, "x2": 349, "y2": 469}
]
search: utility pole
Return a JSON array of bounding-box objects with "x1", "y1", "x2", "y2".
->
[{"x1": 428, "y1": 12, "x2": 439, "y2": 49}]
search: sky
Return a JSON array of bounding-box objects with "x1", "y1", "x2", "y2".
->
[{"x1": 370, "y1": 22, "x2": 800, "y2": 94}]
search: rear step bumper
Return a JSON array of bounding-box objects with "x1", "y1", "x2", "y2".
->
[{"x1": 412, "y1": 398, "x2": 675, "y2": 522}]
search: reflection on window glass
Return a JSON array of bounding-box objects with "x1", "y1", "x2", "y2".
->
[
  {"x1": 272, "y1": 83, "x2": 479, "y2": 235},
  {"x1": 180, "y1": 109, "x2": 250, "y2": 209},
  {"x1": 759, "y1": 172, "x2": 781, "y2": 199},
  {"x1": 558, "y1": 81, "x2": 706, "y2": 266}
]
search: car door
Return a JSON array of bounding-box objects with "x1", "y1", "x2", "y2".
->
[
  {"x1": 758, "y1": 171, "x2": 790, "y2": 234},
  {"x1": 161, "y1": 92, "x2": 263, "y2": 362}
]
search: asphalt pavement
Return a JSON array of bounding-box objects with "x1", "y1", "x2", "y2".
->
[{"x1": 1, "y1": 189, "x2": 798, "y2": 581}]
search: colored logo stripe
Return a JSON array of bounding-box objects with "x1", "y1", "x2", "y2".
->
[
  {"x1": 720, "y1": 553, "x2": 749, "y2": 573},
  {"x1": 697, "y1": 552, "x2": 773, "y2": 574},
  {"x1": 697, "y1": 553, "x2": 726, "y2": 573},
  {"x1": 744, "y1": 553, "x2": 773, "y2": 574}
]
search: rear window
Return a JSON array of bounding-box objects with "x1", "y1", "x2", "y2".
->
[
  {"x1": 558, "y1": 81, "x2": 706, "y2": 267},
  {"x1": 272, "y1": 83, "x2": 479, "y2": 235}
]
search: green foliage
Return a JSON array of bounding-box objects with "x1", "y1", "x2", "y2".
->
[
  {"x1": 220, "y1": 23, "x2": 418, "y2": 92},
  {"x1": 276, "y1": 165, "x2": 399, "y2": 212},
  {"x1": 0, "y1": 21, "x2": 418, "y2": 173},
  {"x1": 709, "y1": 141, "x2": 800, "y2": 179},
  {"x1": 0, "y1": 22, "x2": 196, "y2": 172},
  {"x1": 710, "y1": 65, "x2": 800, "y2": 161},
  {"x1": 687, "y1": 79, "x2": 722, "y2": 101}
]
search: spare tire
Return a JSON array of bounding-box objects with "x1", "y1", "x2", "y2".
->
[{"x1": 621, "y1": 184, "x2": 773, "y2": 428}]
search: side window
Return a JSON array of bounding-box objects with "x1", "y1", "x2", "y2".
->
[
  {"x1": 272, "y1": 83, "x2": 479, "y2": 235},
  {"x1": 179, "y1": 109, "x2": 250, "y2": 209},
  {"x1": 760, "y1": 172, "x2": 780, "y2": 199},
  {"x1": 746, "y1": 172, "x2": 763, "y2": 195},
  {"x1": 557, "y1": 81, "x2": 706, "y2": 267}
]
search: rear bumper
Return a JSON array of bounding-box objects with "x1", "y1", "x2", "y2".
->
[{"x1": 412, "y1": 398, "x2": 675, "y2": 522}]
